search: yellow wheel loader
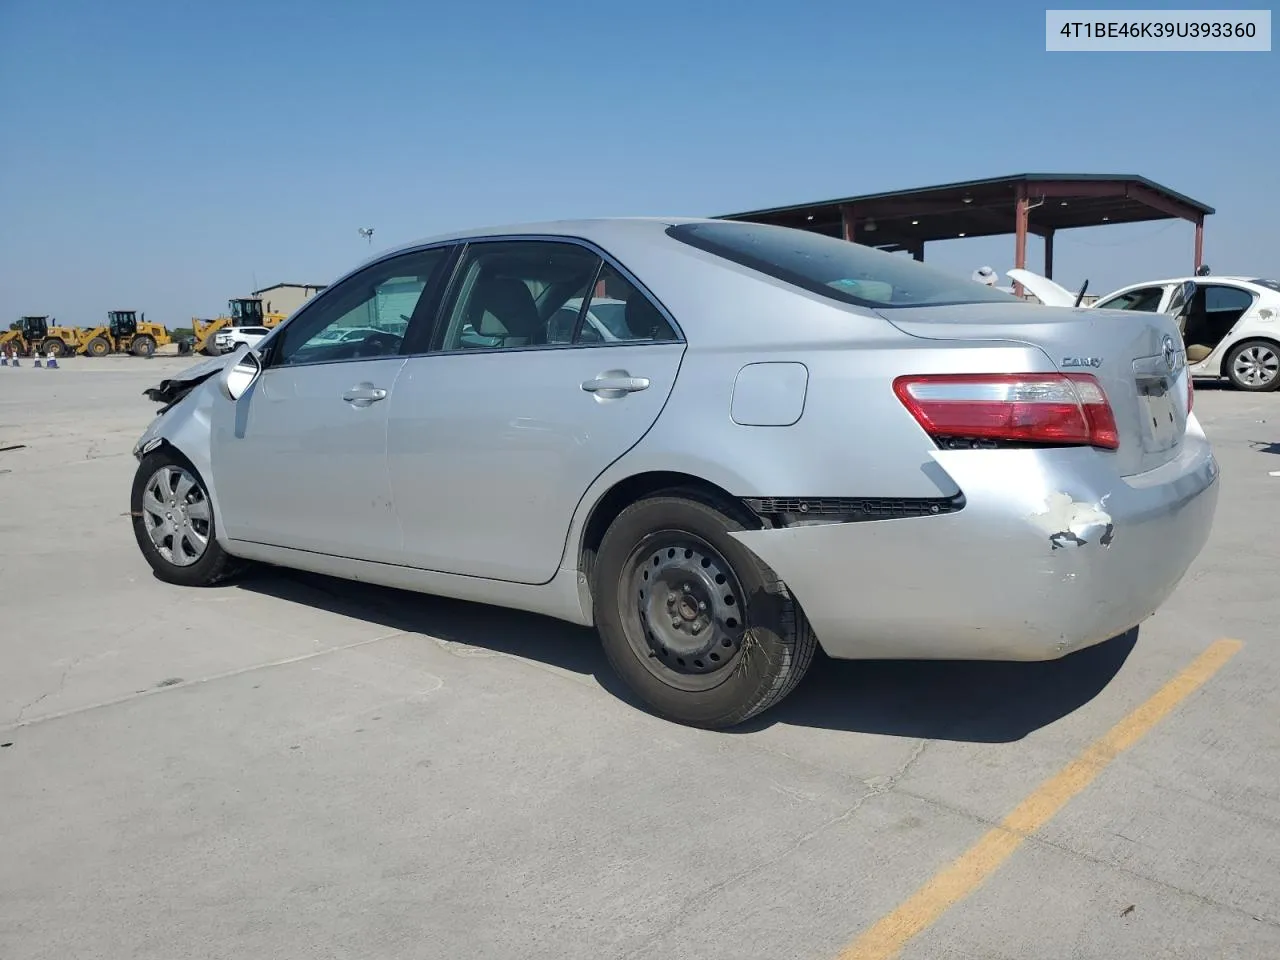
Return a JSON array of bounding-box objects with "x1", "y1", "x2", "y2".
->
[
  {"x1": 192, "y1": 298, "x2": 286, "y2": 354},
  {"x1": 79, "y1": 311, "x2": 171, "y2": 357},
  {"x1": 1, "y1": 316, "x2": 84, "y2": 357}
]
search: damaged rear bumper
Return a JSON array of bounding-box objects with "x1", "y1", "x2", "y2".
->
[{"x1": 731, "y1": 424, "x2": 1219, "y2": 661}]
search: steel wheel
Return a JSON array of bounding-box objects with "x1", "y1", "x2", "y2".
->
[
  {"x1": 623, "y1": 531, "x2": 750, "y2": 692},
  {"x1": 140, "y1": 465, "x2": 212, "y2": 567},
  {"x1": 1230, "y1": 342, "x2": 1280, "y2": 389}
]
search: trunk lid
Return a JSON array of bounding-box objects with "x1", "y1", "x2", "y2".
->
[
  {"x1": 1005, "y1": 269, "x2": 1080, "y2": 307},
  {"x1": 880, "y1": 301, "x2": 1189, "y2": 476}
]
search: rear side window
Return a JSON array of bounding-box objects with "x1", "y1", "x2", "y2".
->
[{"x1": 667, "y1": 221, "x2": 1016, "y2": 309}]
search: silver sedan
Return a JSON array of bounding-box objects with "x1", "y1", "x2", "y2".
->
[{"x1": 130, "y1": 219, "x2": 1219, "y2": 728}]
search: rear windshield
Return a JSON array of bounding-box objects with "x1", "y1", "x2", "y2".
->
[
  {"x1": 667, "y1": 221, "x2": 1017, "y2": 309},
  {"x1": 1248, "y1": 278, "x2": 1280, "y2": 293}
]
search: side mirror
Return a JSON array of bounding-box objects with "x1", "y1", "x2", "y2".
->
[{"x1": 219, "y1": 346, "x2": 262, "y2": 401}]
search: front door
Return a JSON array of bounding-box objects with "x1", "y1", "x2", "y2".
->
[
  {"x1": 385, "y1": 240, "x2": 685, "y2": 584},
  {"x1": 210, "y1": 245, "x2": 453, "y2": 561}
]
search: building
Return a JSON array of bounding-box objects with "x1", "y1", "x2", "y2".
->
[{"x1": 251, "y1": 283, "x2": 327, "y2": 319}]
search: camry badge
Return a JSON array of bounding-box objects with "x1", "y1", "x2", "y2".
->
[{"x1": 1061, "y1": 357, "x2": 1102, "y2": 368}]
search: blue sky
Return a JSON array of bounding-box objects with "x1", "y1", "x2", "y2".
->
[{"x1": 1, "y1": 0, "x2": 1275, "y2": 326}]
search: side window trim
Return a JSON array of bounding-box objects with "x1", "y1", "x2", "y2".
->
[
  {"x1": 413, "y1": 234, "x2": 684, "y2": 358},
  {"x1": 570, "y1": 260, "x2": 606, "y2": 345},
  {"x1": 398, "y1": 242, "x2": 465, "y2": 356}
]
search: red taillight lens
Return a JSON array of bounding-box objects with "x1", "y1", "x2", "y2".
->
[
  {"x1": 1187, "y1": 374, "x2": 1195, "y2": 413},
  {"x1": 893, "y1": 373, "x2": 1119, "y2": 450}
]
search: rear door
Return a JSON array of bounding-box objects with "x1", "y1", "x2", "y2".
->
[
  {"x1": 209, "y1": 245, "x2": 453, "y2": 560},
  {"x1": 385, "y1": 239, "x2": 685, "y2": 583}
]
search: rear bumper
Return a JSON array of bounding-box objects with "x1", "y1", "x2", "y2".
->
[{"x1": 731, "y1": 422, "x2": 1219, "y2": 661}]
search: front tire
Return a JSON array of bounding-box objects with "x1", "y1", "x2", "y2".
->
[
  {"x1": 132, "y1": 335, "x2": 156, "y2": 358},
  {"x1": 594, "y1": 492, "x2": 817, "y2": 729},
  {"x1": 42, "y1": 339, "x2": 66, "y2": 358},
  {"x1": 1225, "y1": 339, "x2": 1280, "y2": 391},
  {"x1": 86, "y1": 336, "x2": 111, "y2": 357},
  {"x1": 131, "y1": 449, "x2": 242, "y2": 587}
]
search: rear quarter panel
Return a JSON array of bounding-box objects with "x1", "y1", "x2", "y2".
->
[{"x1": 561, "y1": 234, "x2": 1059, "y2": 564}]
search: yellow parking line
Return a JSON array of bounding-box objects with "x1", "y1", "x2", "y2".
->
[{"x1": 838, "y1": 638, "x2": 1243, "y2": 960}]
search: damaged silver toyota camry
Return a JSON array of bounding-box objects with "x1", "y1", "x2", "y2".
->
[{"x1": 130, "y1": 219, "x2": 1219, "y2": 729}]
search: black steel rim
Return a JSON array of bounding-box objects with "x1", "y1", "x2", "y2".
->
[{"x1": 620, "y1": 530, "x2": 749, "y2": 691}]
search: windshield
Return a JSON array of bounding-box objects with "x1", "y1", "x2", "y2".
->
[{"x1": 667, "y1": 221, "x2": 1017, "y2": 309}]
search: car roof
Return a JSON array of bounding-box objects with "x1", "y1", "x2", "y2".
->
[
  {"x1": 1117, "y1": 276, "x2": 1258, "y2": 286},
  {"x1": 348, "y1": 217, "x2": 713, "y2": 272}
]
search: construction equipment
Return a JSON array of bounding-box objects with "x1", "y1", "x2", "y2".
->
[
  {"x1": 79, "y1": 311, "x2": 171, "y2": 358},
  {"x1": 0, "y1": 316, "x2": 84, "y2": 357},
  {"x1": 192, "y1": 298, "x2": 287, "y2": 354}
]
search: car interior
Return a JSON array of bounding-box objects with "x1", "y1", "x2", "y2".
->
[
  {"x1": 270, "y1": 242, "x2": 680, "y2": 368},
  {"x1": 1181, "y1": 284, "x2": 1255, "y2": 361},
  {"x1": 443, "y1": 246, "x2": 677, "y2": 351}
]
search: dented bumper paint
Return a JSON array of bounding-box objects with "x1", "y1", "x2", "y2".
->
[{"x1": 731, "y1": 419, "x2": 1219, "y2": 661}]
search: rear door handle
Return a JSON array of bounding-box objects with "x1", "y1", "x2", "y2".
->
[
  {"x1": 581, "y1": 372, "x2": 650, "y2": 398},
  {"x1": 342, "y1": 384, "x2": 388, "y2": 406}
]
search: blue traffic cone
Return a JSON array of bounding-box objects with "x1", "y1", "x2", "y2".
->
[
  {"x1": 0, "y1": 357, "x2": 8, "y2": 367},
  {"x1": 34, "y1": 357, "x2": 42, "y2": 367},
  {"x1": 47, "y1": 356, "x2": 59, "y2": 368}
]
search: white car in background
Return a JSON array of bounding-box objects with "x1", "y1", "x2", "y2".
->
[
  {"x1": 214, "y1": 326, "x2": 272, "y2": 354},
  {"x1": 1011, "y1": 269, "x2": 1280, "y2": 392}
]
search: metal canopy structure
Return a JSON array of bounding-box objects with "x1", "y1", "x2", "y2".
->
[{"x1": 718, "y1": 173, "x2": 1215, "y2": 279}]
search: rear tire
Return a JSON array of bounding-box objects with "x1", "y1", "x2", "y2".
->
[
  {"x1": 1224, "y1": 339, "x2": 1280, "y2": 392},
  {"x1": 132, "y1": 335, "x2": 156, "y2": 358},
  {"x1": 86, "y1": 336, "x2": 110, "y2": 357},
  {"x1": 593, "y1": 491, "x2": 817, "y2": 729},
  {"x1": 131, "y1": 448, "x2": 243, "y2": 587}
]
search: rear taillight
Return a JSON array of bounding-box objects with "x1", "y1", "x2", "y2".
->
[
  {"x1": 893, "y1": 373, "x2": 1120, "y2": 450},
  {"x1": 1187, "y1": 375, "x2": 1195, "y2": 413}
]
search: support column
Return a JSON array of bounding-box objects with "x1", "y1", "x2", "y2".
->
[
  {"x1": 1044, "y1": 228, "x2": 1055, "y2": 280},
  {"x1": 840, "y1": 204, "x2": 856, "y2": 243},
  {"x1": 911, "y1": 239, "x2": 924, "y2": 262},
  {"x1": 1013, "y1": 183, "x2": 1029, "y2": 296},
  {"x1": 1194, "y1": 216, "x2": 1204, "y2": 271}
]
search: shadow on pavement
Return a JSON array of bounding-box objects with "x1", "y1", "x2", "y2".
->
[
  {"x1": 745, "y1": 629, "x2": 1137, "y2": 742},
  {"x1": 234, "y1": 568, "x2": 1136, "y2": 744}
]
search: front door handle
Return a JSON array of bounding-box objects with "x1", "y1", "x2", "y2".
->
[
  {"x1": 581, "y1": 371, "x2": 650, "y2": 398},
  {"x1": 342, "y1": 383, "x2": 388, "y2": 407}
]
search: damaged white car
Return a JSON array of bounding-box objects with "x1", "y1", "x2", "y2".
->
[
  {"x1": 129, "y1": 219, "x2": 1219, "y2": 728},
  {"x1": 1011, "y1": 269, "x2": 1280, "y2": 392}
]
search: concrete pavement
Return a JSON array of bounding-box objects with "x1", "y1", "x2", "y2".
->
[{"x1": 1, "y1": 360, "x2": 1277, "y2": 959}]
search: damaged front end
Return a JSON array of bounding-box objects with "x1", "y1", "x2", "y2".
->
[
  {"x1": 141, "y1": 352, "x2": 237, "y2": 415},
  {"x1": 133, "y1": 352, "x2": 237, "y2": 460}
]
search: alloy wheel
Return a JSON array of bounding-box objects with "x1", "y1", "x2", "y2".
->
[
  {"x1": 140, "y1": 465, "x2": 212, "y2": 567},
  {"x1": 1232, "y1": 344, "x2": 1279, "y2": 388}
]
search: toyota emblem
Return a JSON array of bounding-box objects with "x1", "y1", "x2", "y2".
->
[{"x1": 1162, "y1": 335, "x2": 1176, "y2": 372}]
